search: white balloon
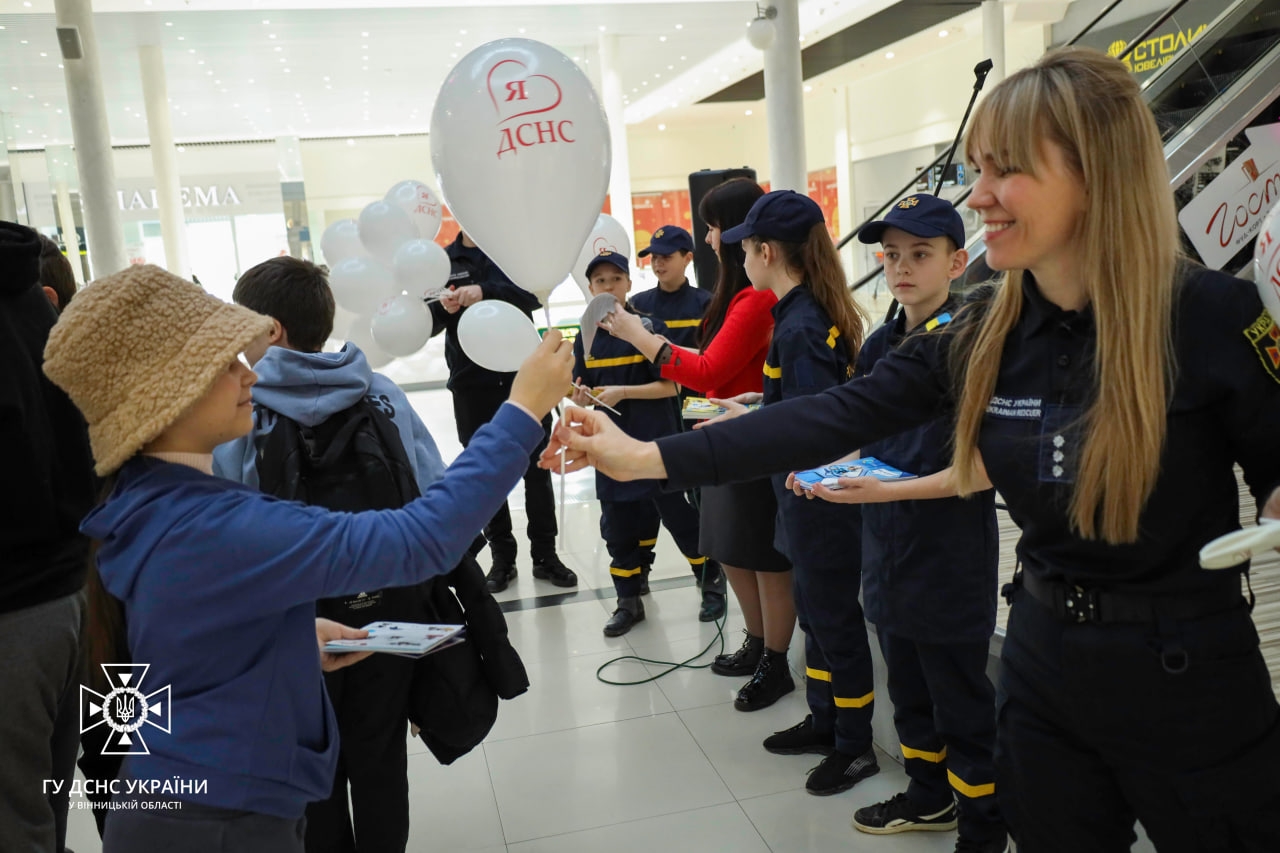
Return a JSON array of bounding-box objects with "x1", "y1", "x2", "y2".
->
[
  {"x1": 393, "y1": 239, "x2": 452, "y2": 297},
  {"x1": 345, "y1": 315, "x2": 394, "y2": 368},
  {"x1": 320, "y1": 218, "x2": 366, "y2": 265},
  {"x1": 1254, "y1": 201, "x2": 1280, "y2": 324},
  {"x1": 457, "y1": 300, "x2": 542, "y2": 373},
  {"x1": 358, "y1": 200, "x2": 419, "y2": 261},
  {"x1": 329, "y1": 256, "x2": 398, "y2": 316},
  {"x1": 385, "y1": 180, "x2": 445, "y2": 242},
  {"x1": 371, "y1": 294, "x2": 435, "y2": 357},
  {"x1": 431, "y1": 38, "x2": 610, "y2": 306},
  {"x1": 571, "y1": 214, "x2": 632, "y2": 299}
]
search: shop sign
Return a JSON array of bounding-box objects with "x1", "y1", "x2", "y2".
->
[{"x1": 1178, "y1": 123, "x2": 1280, "y2": 270}]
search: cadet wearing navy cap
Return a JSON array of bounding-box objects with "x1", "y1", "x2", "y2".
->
[
  {"x1": 573, "y1": 250, "x2": 725, "y2": 635},
  {"x1": 843, "y1": 194, "x2": 1006, "y2": 851},
  {"x1": 722, "y1": 190, "x2": 882, "y2": 791},
  {"x1": 632, "y1": 225, "x2": 711, "y2": 351}
]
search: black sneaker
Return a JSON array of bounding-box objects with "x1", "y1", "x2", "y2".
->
[
  {"x1": 853, "y1": 792, "x2": 958, "y2": 835},
  {"x1": 763, "y1": 715, "x2": 835, "y2": 756},
  {"x1": 484, "y1": 559, "x2": 517, "y2": 593},
  {"x1": 711, "y1": 630, "x2": 763, "y2": 676},
  {"x1": 531, "y1": 554, "x2": 577, "y2": 587},
  {"x1": 955, "y1": 837, "x2": 1009, "y2": 853},
  {"x1": 733, "y1": 649, "x2": 794, "y2": 712},
  {"x1": 806, "y1": 748, "x2": 880, "y2": 796}
]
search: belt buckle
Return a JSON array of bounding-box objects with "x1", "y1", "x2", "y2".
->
[{"x1": 1063, "y1": 584, "x2": 1100, "y2": 623}]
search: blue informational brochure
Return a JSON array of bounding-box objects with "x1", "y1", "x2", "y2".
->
[{"x1": 792, "y1": 457, "x2": 917, "y2": 490}]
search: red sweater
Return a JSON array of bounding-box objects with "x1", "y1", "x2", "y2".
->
[{"x1": 661, "y1": 288, "x2": 776, "y2": 399}]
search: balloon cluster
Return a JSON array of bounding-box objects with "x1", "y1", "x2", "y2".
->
[{"x1": 319, "y1": 179, "x2": 450, "y2": 364}]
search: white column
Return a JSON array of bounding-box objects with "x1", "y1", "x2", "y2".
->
[
  {"x1": 139, "y1": 44, "x2": 190, "y2": 277},
  {"x1": 53, "y1": 181, "x2": 86, "y2": 286},
  {"x1": 983, "y1": 0, "x2": 1006, "y2": 87},
  {"x1": 833, "y1": 86, "x2": 854, "y2": 272},
  {"x1": 55, "y1": 0, "x2": 126, "y2": 278},
  {"x1": 762, "y1": 0, "x2": 806, "y2": 192},
  {"x1": 597, "y1": 34, "x2": 635, "y2": 259},
  {"x1": 0, "y1": 113, "x2": 17, "y2": 222}
]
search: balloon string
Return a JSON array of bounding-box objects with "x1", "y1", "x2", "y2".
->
[{"x1": 546, "y1": 302, "x2": 567, "y2": 555}]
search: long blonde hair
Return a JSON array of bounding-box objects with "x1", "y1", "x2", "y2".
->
[{"x1": 952, "y1": 47, "x2": 1178, "y2": 543}]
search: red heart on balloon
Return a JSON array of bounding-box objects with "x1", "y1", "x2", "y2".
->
[
  {"x1": 487, "y1": 59, "x2": 563, "y2": 124},
  {"x1": 592, "y1": 237, "x2": 619, "y2": 254}
]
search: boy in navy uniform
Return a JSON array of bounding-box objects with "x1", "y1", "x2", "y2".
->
[
  {"x1": 630, "y1": 225, "x2": 711, "y2": 351},
  {"x1": 847, "y1": 195, "x2": 1006, "y2": 852},
  {"x1": 571, "y1": 251, "x2": 725, "y2": 635},
  {"x1": 430, "y1": 231, "x2": 577, "y2": 593}
]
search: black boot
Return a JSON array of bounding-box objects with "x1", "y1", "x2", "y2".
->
[
  {"x1": 698, "y1": 564, "x2": 726, "y2": 622},
  {"x1": 640, "y1": 566, "x2": 651, "y2": 595},
  {"x1": 532, "y1": 553, "x2": 578, "y2": 587},
  {"x1": 484, "y1": 557, "x2": 517, "y2": 593},
  {"x1": 712, "y1": 630, "x2": 763, "y2": 676},
  {"x1": 734, "y1": 648, "x2": 795, "y2": 712},
  {"x1": 603, "y1": 596, "x2": 645, "y2": 637}
]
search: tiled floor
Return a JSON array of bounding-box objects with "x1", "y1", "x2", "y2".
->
[{"x1": 65, "y1": 387, "x2": 972, "y2": 852}]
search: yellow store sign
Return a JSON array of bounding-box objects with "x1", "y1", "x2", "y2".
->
[{"x1": 1107, "y1": 24, "x2": 1207, "y2": 74}]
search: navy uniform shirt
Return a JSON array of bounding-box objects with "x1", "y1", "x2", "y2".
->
[
  {"x1": 761, "y1": 285, "x2": 861, "y2": 570},
  {"x1": 629, "y1": 280, "x2": 712, "y2": 350},
  {"x1": 573, "y1": 310, "x2": 680, "y2": 502},
  {"x1": 429, "y1": 234, "x2": 542, "y2": 392},
  {"x1": 858, "y1": 299, "x2": 999, "y2": 643},
  {"x1": 661, "y1": 265, "x2": 1280, "y2": 599}
]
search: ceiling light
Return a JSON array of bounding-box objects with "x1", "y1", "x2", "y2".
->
[
  {"x1": 262, "y1": 19, "x2": 270, "y2": 24},
  {"x1": 885, "y1": 51, "x2": 895, "y2": 59},
  {"x1": 178, "y1": 36, "x2": 184, "y2": 41},
  {"x1": 40, "y1": 52, "x2": 46, "y2": 57},
  {"x1": 269, "y1": 34, "x2": 277, "y2": 40},
  {"x1": 198, "y1": 60, "x2": 205, "y2": 65},
  {"x1": 459, "y1": 29, "x2": 467, "y2": 35},
  {"x1": 938, "y1": 29, "x2": 949, "y2": 37},
  {"x1": 188, "y1": 49, "x2": 195, "y2": 54},
  {"x1": 659, "y1": 36, "x2": 667, "y2": 42},
  {"x1": 745, "y1": 109, "x2": 753, "y2": 116},
  {"x1": 675, "y1": 24, "x2": 683, "y2": 30},
  {"x1": 274, "y1": 46, "x2": 282, "y2": 52},
  {"x1": 20, "y1": 40, "x2": 28, "y2": 45},
  {"x1": 164, "y1": 20, "x2": 172, "y2": 26},
  {"x1": 804, "y1": 84, "x2": 813, "y2": 92},
  {"x1": 658, "y1": 123, "x2": 666, "y2": 130},
  {"x1": 598, "y1": 25, "x2": 606, "y2": 31},
  {"x1": 347, "y1": 138, "x2": 355, "y2": 146},
  {"x1": 518, "y1": 27, "x2": 526, "y2": 34},
  {"x1": 361, "y1": 31, "x2": 369, "y2": 37}
]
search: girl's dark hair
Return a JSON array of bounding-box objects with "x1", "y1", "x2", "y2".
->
[
  {"x1": 84, "y1": 475, "x2": 127, "y2": 691},
  {"x1": 37, "y1": 235, "x2": 78, "y2": 313},
  {"x1": 232, "y1": 257, "x2": 335, "y2": 352},
  {"x1": 747, "y1": 223, "x2": 870, "y2": 369},
  {"x1": 697, "y1": 178, "x2": 765, "y2": 349}
]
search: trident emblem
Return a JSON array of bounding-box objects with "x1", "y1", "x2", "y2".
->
[{"x1": 81, "y1": 664, "x2": 172, "y2": 756}]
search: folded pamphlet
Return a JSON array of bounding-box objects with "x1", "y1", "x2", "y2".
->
[
  {"x1": 681, "y1": 396, "x2": 763, "y2": 420},
  {"x1": 792, "y1": 457, "x2": 917, "y2": 490},
  {"x1": 322, "y1": 621, "x2": 465, "y2": 660}
]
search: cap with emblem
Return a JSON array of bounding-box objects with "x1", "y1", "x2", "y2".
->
[
  {"x1": 857, "y1": 193, "x2": 966, "y2": 249},
  {"x1": 638, "y1": 224, "x2": 694, "y2": 257},
  {"x1": 721, "y1": 190, "x2": 825, "y2": 244},
  {"x1": 585, "y1": 250, "x2": 630, "y2": 279}
]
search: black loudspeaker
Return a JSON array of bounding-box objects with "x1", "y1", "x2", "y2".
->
[{"x1": 688, "y1": 167, "x2": 757, "y2": 291}]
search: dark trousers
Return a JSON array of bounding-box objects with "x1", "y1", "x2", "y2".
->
[
  {"x1": 104, "y1": 799, "x2": 305, "y2": 853},
  {"x1": 792, "y1": 563, "x2": 874, "y2": 756},
  {"x1": 304, "y1": 654, "x2": 414, "y2": 853},
  {"x1": 452, "y1": 386, "x2": 557, "y2": 562},
  {"x1": 998, "y1": 586, "x2": 1280, "y2": 852},
  {"x1": 878, "y1": 630, "x2": 1003, "y2": 843},
  {"x1": 0, "y1": 590, "x2": 84, "y2": 853},
  {"x1": 600, "y1": 492, "x2": 712, "y2": 598}
]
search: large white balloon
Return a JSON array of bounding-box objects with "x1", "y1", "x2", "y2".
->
[
  {"x1": 371, "y1": 294, "x2": 434, "y2": 357},
  {"x1": 393, "y1": 239, "x2": 452, "y2": 297},
  {"x1": 457, "y1": 300, "x2": 542, "y2": 373},
  {"x1": 329, "y1": 256, "x2": 398, "y2": 316},
  {"x1": 571, "y1": 214, "x2": 631, "y2": 299},
  {"x1": 345, "y1": 315, "x2": 394, "y2": 368},
  {"x1": 320, "y1": 218, "x2": 366, "y2": 265},
  {"x1": 431, "y1": 38, "x2": 610, "y2": 306},
  {"x1": 358, "y1": 200, "x2": 419, "y2": 262},
  {"x1": 1255, "y1": 201, "x2": 1280, "y2": 324},
  {"x1": 385, "y1": 180, "x2": 445, "y2": 242}
]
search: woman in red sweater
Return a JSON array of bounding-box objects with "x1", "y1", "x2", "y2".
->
[{"x1": 605, "y1": 178, "x2": 796, "y2": 712}]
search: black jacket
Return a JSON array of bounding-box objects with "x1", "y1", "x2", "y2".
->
[
  {"x1": 429, "y1": 234, "x2": 542, "y2": 392},
  {"x1": 0, "y1": 221, "x2": 96, "y2": 615},
  {"x1": 660, "y1": 266, "x2": 1280, "y2": 600}
]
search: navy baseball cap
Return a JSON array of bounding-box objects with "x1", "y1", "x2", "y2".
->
[
  {"x1": 721, "y1": 190, "x2": 825, "y2": 244},
  {"x1": 858, "y1": 194, "x2": 966, "y2": 249},
  {"x1": 638, "y1": 224, "x2": 695, "y2": 257},
  {"x1": 585, "y1": 250, "x2": 629, "y2": 279}
]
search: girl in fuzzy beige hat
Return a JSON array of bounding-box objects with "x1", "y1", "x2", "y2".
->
[{"x1": 43, "y1": 264, "x2": 572, "y2": 852}]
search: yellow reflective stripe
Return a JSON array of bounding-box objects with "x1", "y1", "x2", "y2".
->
[
  {"x1": 833, "y1": 690, "x2": 874, "y2": 709},
  {"x1": 610, "y1": 566, "x2": 644, "y2": 578},
  {"x1": 826, "y1": 325, "x2": 840, "y2": 349},
  {"x1": 948, "y1": 769, "x2": 995, "y2": 798},
  {"x1": 638, "y1": 538, "x2": 658, "y2": 547},
  {"x1": 665, "y1": 319, "x2": 701, "y2": 328},
  {"x1": 686, "y1": 556, "x2": 707, "y2": 565},
  {"x1": 805, "y1": 667, "x2": 832, "y2": 682},
  {"x1": 763, "y1": 363, "x2": 782, "y2": 379},
  {"x1": 901, "y1": 744, "x2": 947, "y2": 763},
  {"x1": 585, "y1": 354, "x2": 647, "y2": 368}
]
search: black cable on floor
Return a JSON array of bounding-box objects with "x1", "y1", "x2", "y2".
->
[{"x1": 595, "y1": 611, "x2": 728, "y2": 685}]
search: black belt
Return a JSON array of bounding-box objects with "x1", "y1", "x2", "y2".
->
[{"x1": 1011, "y1": 571, "x2": 1245, "y2": 625}]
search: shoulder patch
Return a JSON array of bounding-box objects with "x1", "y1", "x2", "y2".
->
[{"x1": 1244, "y1": 309, "x2": 1280, "y2": 385}]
